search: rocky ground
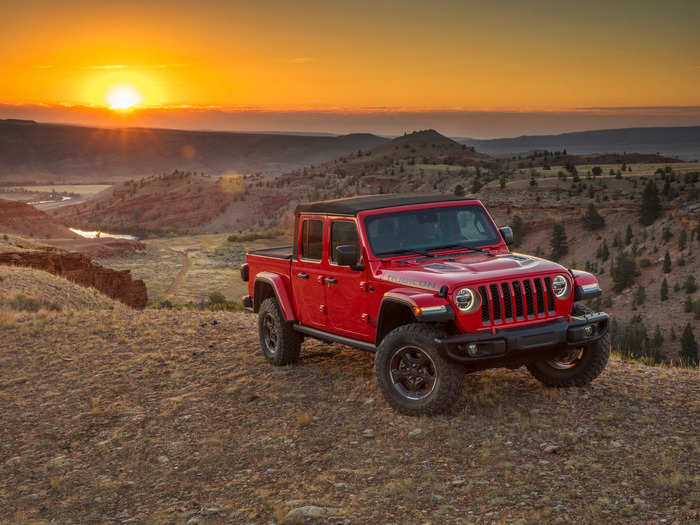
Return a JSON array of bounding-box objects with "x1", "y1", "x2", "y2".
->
[{"x1": 0, "y1": 309, "x2": 698, "y2": 524}]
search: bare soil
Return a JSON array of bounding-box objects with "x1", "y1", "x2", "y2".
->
[{"x1": 1, "y1": 309, "x2": 697, "y2": 524}]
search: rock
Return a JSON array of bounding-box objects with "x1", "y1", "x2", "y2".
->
[
  {"x1": 451, "y1": 476, "x2": 466, "y2": 486},
  {"x1": 47, "y1": 455, "x2": 70, "y2": 468},
  {"x1": 408, "y1": 428, "x2": 423, "y2": 439},
  {"x1": 538, "y1": 460, "x2": 550, "y2": 465},
  {"x1": 186, "y1": 519, "x2": 200, "y2": 525},
  {"x1": 543, "y1": 445, "x2": 559, "y2": 454},
  {"x1": 156, "y1": 455, "x2": 170, "y2": 464},
  {"x1": 200, "y1": 506, "x2": 221, "y2": 516},
  {"x1": 362, "y1": 428, "x2": 375, "y2": 438},
  {"x1": 282, "y1": 506, "x2": 333, "y2": 524},
  {"x1": 5, "y1": 456, "x2": 21, "y2": 467}
]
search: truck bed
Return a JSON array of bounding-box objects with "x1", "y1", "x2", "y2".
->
[{"x1": 247, "y1": 246, "x2": 293, "y2": 259}]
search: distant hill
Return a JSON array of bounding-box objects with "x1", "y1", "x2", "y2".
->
[
  {"x1": 0, "y1": 198, "x2": 80, "y2": 239},
  {"x1": 458, "y1": 126, "x2": 700, "y2": 161},
  {"x1": 0, "y1": 120, "x2": 387, "y2": 183},
  {"x1": 50, "y1": 171, "x2": 248, "y2": 233}
]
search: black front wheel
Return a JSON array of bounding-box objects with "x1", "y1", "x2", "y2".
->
[
  {"x1": 258, "y1": 297, "x2": 302, "y2": 365},
  {"x1": 375, "y1": 324, "x2": 464, "y2": 416}
]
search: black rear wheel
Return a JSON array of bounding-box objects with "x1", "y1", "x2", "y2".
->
[
  {"x1": 526, "y1": 304, "x2": 610, "y2": 387},
  {"x1": 258, "y1": 297, "x2": 302, "y2": 365}
]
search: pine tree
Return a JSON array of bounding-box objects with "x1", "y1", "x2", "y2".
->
[
  {"x1": 550, "y1": 223, "x2": 569, "y2": 261},
  {"x1": 679, "y1": 229, "x2": 687, "y2": 251},
  {"x1": 596, "y1": 239, "x2": 610, "y2": 262},
  {"x1": 471, "y1": 177, "x2": 482, "y2": 193},
  {"x1": 639, "y1": 180, "x2": 661, "y2": 225},
  {"x1": 652, "y1": 325, "x2": 663, "y2": 349},
  {"x1": 625, "y1": 224, "x2": 633, "y2": 245},
  {"x1": 611, "y1": 251, "x2": 637, "y2": 292},
  {"x1": 511, "y1": 215, "x2": 524, "y2": 248},
  {"x1": 660, "y1": 278, "x2": 669, "y2": 301},
  {"x1": 634, "y1": 285, "x2": 646, "y2": 305},
  {"x1": 680, "y1": 323, "x2": 698, "y2": 366},
  {"x1": 663, "y1": 251, "x2": 671, "y2": 273},
  {"x1": 684, "y1": 295, "x2": 693, "y2": 312},
  {"x1": 683, "y1": 275, "x2": 697, "y2": 294},
  {"x1": 582, "y1": 203, "x2": 605, "y2": 230}
]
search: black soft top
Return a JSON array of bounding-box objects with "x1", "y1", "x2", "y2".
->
[{"x1": 295, "y1": 194, "x2": 474, "y2": 216}]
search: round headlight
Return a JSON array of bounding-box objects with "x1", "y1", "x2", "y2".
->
[
  {"x1": 552, "y1": 275, "x2": 570, "y2": 298},
  {"x1": 455, "y1": 288, "x2": 480, "y2": 313}
]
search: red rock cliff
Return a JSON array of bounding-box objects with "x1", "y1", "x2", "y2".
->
[{"x1": 0, "y1": 250, "x2": 147, "y2": 309}]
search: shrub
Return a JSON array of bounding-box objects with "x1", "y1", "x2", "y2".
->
[
  {"x1": 9, "y1": 294, "x2": 60, "y2": 312},
  {"x1": 683, "y1": 275, "x2": 697, "y2": 294},
  {"x1": 208, "y1": 291, "x2": 227, "y2": 305}
]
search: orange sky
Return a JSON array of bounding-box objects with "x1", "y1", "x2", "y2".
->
[{"x1": 2, "y1": 0, "x2": 699, "y2": 110}]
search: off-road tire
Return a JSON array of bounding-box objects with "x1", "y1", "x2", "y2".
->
[
  {"x1": 526, "y1": 304, "x2": 610, "y2": 387},
  {"x1": 375, "y1": 323, "x2": 464, "y2": 416},
  {"x1": 258, "y1": 297, "x2": 302, "y2": 366}
]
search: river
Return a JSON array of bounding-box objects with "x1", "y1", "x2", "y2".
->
[{"x1": 69, "y1": 228, "x2": 138, "y2": 241}]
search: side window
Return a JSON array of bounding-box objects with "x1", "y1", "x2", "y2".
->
[
  {"x1": 300, "y1": 219, "x2": 323, "y2": 260},
  {"x1": 330, "y1": 221, "x2": 361, "y2": 264}
]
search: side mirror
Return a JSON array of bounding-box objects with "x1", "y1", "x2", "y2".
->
[
  {"x1": 335, "y1": 244, "x2": 359, "y2": 267},
  {"x1": 499, "y1": 226, "x2": 513, "y2": 245}
]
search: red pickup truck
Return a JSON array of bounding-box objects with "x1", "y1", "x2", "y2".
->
[{"x1": 241, "y1": 194, "x2": 609, "y2": 415}]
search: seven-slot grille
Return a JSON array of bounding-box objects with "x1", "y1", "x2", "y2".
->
[{"x1": 477, "y1": 277, "x2": 557, "y2": 326}]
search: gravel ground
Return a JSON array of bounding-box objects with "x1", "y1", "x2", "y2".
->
[{"x1": 0, "y1": 309, "x2": 698, "y2": 524}]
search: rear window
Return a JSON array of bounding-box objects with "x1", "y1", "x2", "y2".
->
[{"x1": 300, "y1": 219, "x2": 323, "y2": 260}]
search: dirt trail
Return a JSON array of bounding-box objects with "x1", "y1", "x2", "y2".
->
[{"x1": 164, "y1": 249, "x2": 190, "y2": 297}]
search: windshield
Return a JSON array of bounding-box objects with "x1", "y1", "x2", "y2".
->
[{"x1": 364, "y1": 204, "x2": 501, "y2": 257}]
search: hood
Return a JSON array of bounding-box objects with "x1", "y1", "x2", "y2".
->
[{"x1": 375, "y1": 252, "x2": 566, "y2": 292}]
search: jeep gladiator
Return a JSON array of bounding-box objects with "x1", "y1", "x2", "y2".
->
[{"x1": 241, "y1": 194, "x2": 609, "y2": 415}]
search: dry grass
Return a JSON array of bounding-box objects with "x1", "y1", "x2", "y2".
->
[{"x1": 0, "y1": 308, "x2": 698, "y2": 523}]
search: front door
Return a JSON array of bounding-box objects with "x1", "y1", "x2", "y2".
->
[
  {"x1": 324, "y1": 218, "x2": 370, "y2": 339},
  {"x1": 291, "y1": 216, "x2": 327, "y2": 329}
]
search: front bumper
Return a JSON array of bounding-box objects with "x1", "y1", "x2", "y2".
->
[{"x1": 435, "y1": 312, "x2": 609, "y2": 367}]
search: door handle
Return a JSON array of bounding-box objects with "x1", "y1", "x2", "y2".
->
[
  {"x1": 324, "y1": 277, "x2": 338, "y2": 284},
  {"x1": 297, "y1": 273, "x2": 309, "y2": 279}
]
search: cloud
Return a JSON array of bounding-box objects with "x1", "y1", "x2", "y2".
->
[{"x1": 289, "y1": 57, "x2": 316, "y2": 64}]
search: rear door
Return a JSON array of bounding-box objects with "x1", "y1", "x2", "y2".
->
[
  {"x1": 291, "y1": 215, "x2": 327, "y2": 329},
  {"x1": 324, "y1": 218, "x2": 371, "y2": 339}
]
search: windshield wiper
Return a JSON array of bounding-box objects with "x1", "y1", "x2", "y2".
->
[
  {"x1": 427, "y1": 243, "x2": 494, "y2": 257},
  {"x1": 375, "y1": 248, "x2": 435, "y2": 258}
]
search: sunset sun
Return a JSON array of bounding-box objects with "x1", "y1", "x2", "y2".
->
[{"x1": 106, "y1": 85, "x2": 142, "y2": 110}]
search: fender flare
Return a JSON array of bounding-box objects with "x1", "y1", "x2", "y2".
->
[
  {"x1": 570, "y1": 270, "x2": 602, "y2": 301},
  {"x1": 253, "y1": 272, "x2": 296, "y2": 321},
  {"x1": 376, "y1": 289, "x2": 454, "y2": 344}
]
